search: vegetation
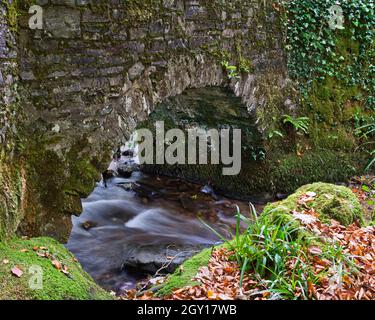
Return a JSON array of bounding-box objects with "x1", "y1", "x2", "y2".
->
[
  {"x1": 281, "y1": 0, "x2": 374, "y2": 97},
  {"x1": 220, "y1": 60, "x2": 240, "y2": 79},
  {"x1": 282, "y1": 115, "x2": 310, "y2": 134},
  {"x1": 355, "y1": 119, "x2": 375, "y2": 171},
  {"x1": 156, "y1": 247, "x2": 215, "y2": 297},
  {"x1": 1, "y1": 0, "x2": 373, "y2": 302},
  {"x1": 0, "y1": 237, "x2": 113, "y2": 300},
  {"x1": 154, "y1": 183, "x2": 372, "y2": 300},
  {"x1": 279, "y1": 0, "x2": 374, "y2": 170},
  {"x1": 202, "y1": 184, "x2": 364, "y2": 299},
  {"x1": 263, "y1": 183, "x2": 364, "y2": 226}
]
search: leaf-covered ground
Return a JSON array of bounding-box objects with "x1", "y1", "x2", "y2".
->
[
  {"x1": 348, "y1": 176, "x2": 375, "y2": 222},
  {"x1": 125, "y1": 225, "x2": 374, "y2": 301}
]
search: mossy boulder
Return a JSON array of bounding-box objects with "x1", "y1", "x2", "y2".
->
[
  {"x1": 0, "y1": 237, "x2": 113, "y2": 300},
  {"x1": 262, "y1": 183, "x2": 364, "y2": 227}
]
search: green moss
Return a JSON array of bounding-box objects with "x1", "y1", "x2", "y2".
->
[
  {"x1": 156, "y1": 247, "x2": 214, "y2": 297},
  {"x1": 2, "y1": 0, "x2": 20, "y2": 32},
  {"x1": 307, "y1": 76, "x2": 364, "y2": 126},
  {"x1": 0, "y1": 237, "x2": 113, "y2": 300},
  {"x1": 0, "y1": 158, "x2": 24, "y2": 240},
  {"x1": 18, "y1": 136, "x2": 105, "y2": 241},
  {"x1": 259, "y1": 205, "x2": 314, "y2": 243},
  {"x1": 263, "y1": 182, "x2": 364, "y2": 226},
  {"x1": 269, "y1": 150, "x2": 364, "y2": 194}
]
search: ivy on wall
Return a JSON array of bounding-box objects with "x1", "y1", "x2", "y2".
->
[
  {"x1": 280, "y1": 0, "x2": 374, "y2": 110},
  {"x1": 278, "y1": 0, "x2": 374, "y2": 170}
]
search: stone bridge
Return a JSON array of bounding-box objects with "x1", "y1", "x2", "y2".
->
[{"x1": 1, "y1": 0, "x2": 290, "y2": 241}]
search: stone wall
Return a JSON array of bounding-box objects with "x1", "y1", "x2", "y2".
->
[
  {"x1": 12, "y1": 0, "x2": 287, "y2": 240},
  {"x1": 0, "y1": 0, "x2": 25, "y2": 240},
  {"x1": 19, "y1": 0, "x2": 285, "y2": 144},
  {"x1": 0, "y1": 0, "x2": 18, "y2": 151}
]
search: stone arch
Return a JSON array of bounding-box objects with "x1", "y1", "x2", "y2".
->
[{"x1": 107, "y1": 53, "x2": 283, "y2": 147}]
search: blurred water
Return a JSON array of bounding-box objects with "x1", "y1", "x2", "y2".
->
[{"x1": 66, "y1": 172, "x2": 252, "y2": 293}]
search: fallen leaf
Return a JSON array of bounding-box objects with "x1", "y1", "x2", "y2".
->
[
  {"x1": 306, "y1": 191, "x2": 317, "y2": 197},
  {"x1": 61, "y1": 267, "x2": 70, "y2": 276},
  {"x1": 36, "y1": 251, "x2": 46, "y2": 257},
  {"x1": 51, "y1": 260, "x2": 62, "y2": 270},
  {"x1": 309, "y1": 246, "x2": 323, "y2": 256},
  {"x1": 293, "y1": 212, "x2": 317, "y2": 224},
  {"x1": 2, "y1": 259, "x2": 9, "y2": 264},
  {"x1": 20, "y1": 249, "x2": 29, "y2": 253},
  {"x1": 11, "y1": 266, "x2": 23, "y2": 278}
]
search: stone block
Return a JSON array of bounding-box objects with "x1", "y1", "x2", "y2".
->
[{"x1": 45, "y1": 7, "x2": 81, "y2": 39}]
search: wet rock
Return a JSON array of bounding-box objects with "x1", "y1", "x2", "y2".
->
[
  {"x1": 252, "y1": 192, "x2": 274, "y2": 204},
  {"x1": 102, "y1": 169, "x2": 117, "y2": 187},
  {"x1": 81, "y1": 220, "x2": 98, "y2": 230},
  {"x1": 117, "y1": 161, "x2": 140, "y2": 178},
  {"x1": 276, "y1": 193, "x2": 288, "y2": 200},
  {"x1": 117, "y1": 182, "x2": 137, "y2": 191},
  {"x1": 122, "y1": 244, "x2": 206, "y2": 274},
  {"x1": 200, "y1": 184, "x2": 219, "y2": 200}
]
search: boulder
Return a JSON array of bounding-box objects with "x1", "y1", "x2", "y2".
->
[
  {"x1": 0, "y1": 237, "x2": 113, "y2": 300},
  {"x1": 117, "y1": 161, "x2": 140, "y2": 178},
  {"x1": 262, "y1": 182, "x2": 364, "y2": 226},
  {"x1": 122, "y1": 244, "x2": 206, "y2": 274}
]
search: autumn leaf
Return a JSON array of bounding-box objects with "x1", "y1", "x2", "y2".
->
[
  {"x1": 36, "y1": 251, "x2": 46, "y2": 257},
  {"x1": 61, "y1": 265, "x2": 70, "y2": 276},
  {"x1": 308, "y1": 281, "x2": 317, "y2": 299},
  {"x1": 308, "y1": 246, "x2": 323, "y2": 256},
  {"x1": 224, "y1": 266, "x2": 234, "y2": 273},
  {"x1": 52, "y1": 260, "x2": 62, "y2": 270},
  {"x1": 2, "y1": 259, "x2": 9, "y2": 264},
  {"x1": 306, "y1": 191, "x2": 317, "y2": 197},
  {"x1": 207, "y1": 290, "x2": 216, "y2": 299},
  {"x1": 11, "y1": 266, "x2": 23, "y2": 278}
]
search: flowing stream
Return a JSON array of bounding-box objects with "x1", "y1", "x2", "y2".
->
[
  {"x1": 66, "y1": 87, "x2": 265, "y2": 294},
  {"x1": 66, "y1": 171, "x2": 260, "y2": 294}
]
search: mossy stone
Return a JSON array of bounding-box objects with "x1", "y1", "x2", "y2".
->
[
  {"x1": 263, "y1": 182, "x2": 364, "y2": 227},
  {"x1": 0, "y1": 237, "x2": 113, "y2": 300}
]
